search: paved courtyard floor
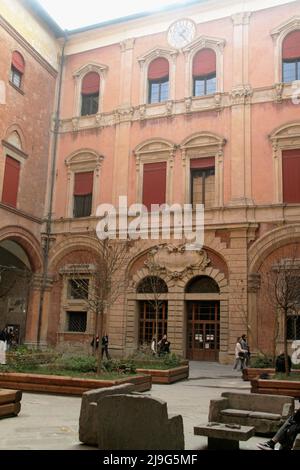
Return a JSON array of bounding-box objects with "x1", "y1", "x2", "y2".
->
[{"x1": 0, "y1": 362, "x2": 265, "y2": 450}]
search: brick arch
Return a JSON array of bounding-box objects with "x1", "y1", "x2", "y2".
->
[
  {"x1": 0, "y1": 226, "x2": 42, "y2": 272},
  {"x1": 4, "y1": 124, "x2": 27, "y2": 152},
  {"x1": 48, "y1": 235, "x2": 101, "y2": 272},
  {"x1": 248, "y1": 224, "x2": 300, "y2": 273}
]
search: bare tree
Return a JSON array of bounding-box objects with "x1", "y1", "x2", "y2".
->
[
  {"x1": 67, "y1": 235, "x2": 132, "y2": 373},
  {"x1": 261, "y1": 256, "x2": 300, "y2": 376},
  {"x1": 137, "y1": 251, "x2": 168, "y2": 350}
]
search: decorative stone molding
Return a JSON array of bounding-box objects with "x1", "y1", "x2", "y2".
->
[
  {"x1": 248, "y1": 273, "x2": 261, "y2": 293},
  {"x1": 180, "y1": 132, "x2": 226, "y2": 207},
  {"x1": 274, "y1": 82, "x2": 284, "y2": 103},
  {"x1": 231, "y1": 12, "x2": 251, "y2": 26},
  {"x1": 230, "y1": 85, "x2": 253, "y2": 105},
  {"x1": 144, "y1": 244, "x2": 211, "y2": 281},
  {"x1": 182, "y1": 35, "x2": 226, "y2": 97},
  {"x1": 137, "y1": 46, "x2": 178, "y2": 105},
  {"x1": 72, "y1": 62, "x2": 109, "y2": 117},
  {"x1": 270, "y1": 122, "x2": 300, "y2": 203},
  {"x1": 184, "y1": 96, "x2": 192, "y2": 114},
  {"x1": 64, "y1": 149, "x2": 104, "y2": 218},
  {"x1": 115, "y1": 106, "x2": 135, "y2": 123},
  {"x1": 165, "y1": 100, "x2": 173, "y2": 116},
  {"x1": 271, "y1": 17, "x2": 300, "y2": 83},
  {"x1": 134, "y1": 139, "x2": 177, "y2": 204},
  {"x1": 120, "y1": 38, "x2": 135, "y2": 52}
]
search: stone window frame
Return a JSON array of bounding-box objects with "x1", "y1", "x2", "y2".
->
[
  {"x1": 270, "y1": 122, "x2": 300, "y2": 204},
  {"x1": 271, "y1": 16, "x2": 300, "y2": 84},
  {"x1": 133, "y1": 139, "x2": 177, "y2": 206},
  {"x1": 73, "y1": 63, "x2": 108, "y2": 117},
  {"x1": 182, "y1": 35, "x2": 226, "y2": 100},
  {"x1": 64, "y1": 149, "x2": 104, "y2": 218},
  {"x1": 137, "y1": 47, "x2": 178, "y2": 106},
  {"x1": 59, "y1": 264, "x2": 96, "y2": 335},
  {"x1": 180, "y1": 132, "x2": 226, "y2": 207},
  {"x1": 1, "y1": 130, "x2": 28, "y2": 208}
]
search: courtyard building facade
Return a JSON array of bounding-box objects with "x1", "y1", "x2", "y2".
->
[{"x1": 1, "y1": 0, "x2": 300, "y2": 363}]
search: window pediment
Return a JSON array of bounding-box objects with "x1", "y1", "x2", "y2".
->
[
  {"x1": 73, "y1": 63, "x2": 108, "y2": 79},
  {"x1": 270, "y1": 122, "x2": 300, "y2": 147},
  {"x1": 65, "y1": 149, "x2": 104, "y2": 171},
  {"x1": 134, "y1": 139, "x2": 176, "y2": 157},
  {"x1": 182, "y1": 35, "x2": 225, "y2": 54},
  {"x1": 138, "y1": 47, "x2": 178, "y2": 66},
  {"x1": 180, "y1": 132, "x2": 226, "y2": 152},
  {"x1": 271, "y1": 16, "x2": 300, "y2": 39}
]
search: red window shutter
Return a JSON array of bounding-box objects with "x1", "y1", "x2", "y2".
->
[
  {"x1": 282, "y1": 149, "x2": 300, "y2": 203},
  {"x1": 81, "y1": 72, "x2": 100, "y2": 95},
  {"x1": 142, "y1": 162, "x2": 167, "y2": 210},
  {"x1": 12, "y1": 51, "x2": 25, "y2": 73},
  {"x1": 2, "y1": 156, "x2": 20, "y2": 207},
  {"x1": 74, "y1": 172, "x2": 94, "y2": 196},
  {"x1": 282, "y1": 30, "x2": 300, "y2": 60},
  {"x1": 190, "y1": 157, "x2": 215, "y2": 169},
  {"x1": 193, "y1": 49, "x2": 216, "y2": 76},
  {"x1": 148, "y1": 58, "x2": 169, "y2": 80}
]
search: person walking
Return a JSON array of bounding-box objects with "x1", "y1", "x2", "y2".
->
[
  {"x1": 101, "y1": 333, "x2": 110, "y2": 360},
  {"x1": 233, "y1": 336, "x2": 247, "y2": 371},
  {"x1": 240, "y1": 334, "x2": 250, "y2": 367},
  {"x1": 0, "y1": 328, "x2": 7, "y2": 365}
]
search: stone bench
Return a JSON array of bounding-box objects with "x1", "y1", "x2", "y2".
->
[
  {"x1": 97, "y1": 394, "x2": 184, "y2": 450},
  {"x1": 79, "y1": 383, "x2": 136, "y2": 446},
  {"x1": 0, "y1": 388, "x2": 22, "y2": 419},
  {"x1": 194, "y1": 422, "x2": 255, "y2": 450},
  {"x1": 209, "y1": 392, "x2": 294, "y2": 434}
]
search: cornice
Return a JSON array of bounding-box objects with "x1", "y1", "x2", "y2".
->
[{"x1": 0, "y1": 15, "x2": 58, "y2": 78}]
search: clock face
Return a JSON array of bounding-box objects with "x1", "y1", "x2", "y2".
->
[{"x1": 167, "y1": 19, "x2": 196, "y2": 48}]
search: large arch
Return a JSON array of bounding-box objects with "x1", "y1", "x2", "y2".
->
[
  {"x1": 0, "y1": 226, "x2": 42, "y2": 272},
  {"x1": 125, "y1": 243, "x2": 228, "y2": 360},
  {"x1": 248, "y1": 224, "x2": 300, "y2": 356}
]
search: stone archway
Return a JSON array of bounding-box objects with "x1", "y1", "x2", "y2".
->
[
  {"x1": 0, "y1": 227, "x2": 42, "y2": 345},
  {"x1": 126, "y1": 243, "x2": 228, "y2": 359}
]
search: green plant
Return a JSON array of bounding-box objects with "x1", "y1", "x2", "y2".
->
[
  {"x1": 55, "y1": 354, "x2": 97, "y2": 372},
  {"x1": 249, "y1": 354, "x2": 274, "y2": 368}
]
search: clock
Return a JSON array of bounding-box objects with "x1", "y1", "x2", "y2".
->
[{"x1": 167, "y1": 19, "x2": 196, "y2": 48}]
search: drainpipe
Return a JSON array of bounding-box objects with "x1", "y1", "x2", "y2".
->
[{"x1": 37, "y1": 35, "x2": 68, "y2": 347}]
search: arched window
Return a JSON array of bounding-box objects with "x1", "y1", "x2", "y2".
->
[
  {"x1": 81, "y1": 72, "x2": 100, "y2": 116},
  {"x1": 282, "y1": 30, "x2": 300, "y2": 82},
  {"x1": 148, "y1": 58, "x2": 169, "y2": 104},
  {"x1": 186, "y1": 275, "x2": 220, "y2": 294},
  {"x1": 137, "y1": 276, "x2": 168, "y2": 294},
  {"x1": 192, "y1": 49, "x2": 216, "y2": 96},
  {"x1": 11, "y1": 51, "x2": 25, "y2": 89}
]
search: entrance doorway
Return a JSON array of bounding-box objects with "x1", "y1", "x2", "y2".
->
[
  {"x1": 139, "y1": 301, "x2": 168, "y2": 345},
  {"x1": 186, "y1": 300, "x2": 220, "y2": 360},
  {"x1": 185, "y1": 275, "x2": 221, "y2": 361}
]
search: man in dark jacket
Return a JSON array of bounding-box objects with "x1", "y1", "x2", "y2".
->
[{"x1": 275, "y1": 353, "x2": 292, "y2": 373}]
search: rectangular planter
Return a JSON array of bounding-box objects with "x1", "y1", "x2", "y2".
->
[
  {"x1": 243, "y1": 368, "x2": 300, "y2": 381},
  {"x1": 0, "y1": 372, "x2": 151, "y2": 396},
  {"x1": 251, "y1": 377, "x2": 300, "y2": 398},
  {"x1": 136, "y1": 365, "x2": 189, "y2": 384}
]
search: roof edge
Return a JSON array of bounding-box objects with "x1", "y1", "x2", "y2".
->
[{"x1": 23, "y1": 0, "x2": 65, "y2": 38}]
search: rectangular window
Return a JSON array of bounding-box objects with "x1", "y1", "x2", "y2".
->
[
  {"x1": 142, "y1": 162, "x2": 167, "y2": 210},
  {"x1": 67, "y1": 311, "x2": 87, "y2": 332},
  {"x1": 148, "y1": 79, "x2": 169, "y2": 103},
  {"x1": 68, "y1": 279, "x2": 89, "y2": 300},
  {"x1": 81, "y1": 93, "x2": 99, "y2": 116},
  {"x1": 190, "y1": 158, "x2": 215, "y2": 209},
  {"x1": 10, "y1": 67, "x2": 22, "y2": 88},
  {"x1": 287, "y1": 315, "x2": 300, "y2": 340},
  {"x1": 282, "y1": 149, "x2": 300, "y2": 203},
  {"x1": 194, "y1": 74, "x2": 216, "y2": 97},
  {"x1": 73, "y1": 172, "x2": 93, "y2": 218},
  {"x1": 283, "y1": 60, "x2": 300, "y2": 83},
  {"x1": 2, "y1": 156, "x2": 20, "y2": 207}
]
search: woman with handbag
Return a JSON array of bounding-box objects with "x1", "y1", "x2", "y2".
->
[{"x1": 233, "y1": 336, "x2": 247, "y2": 371}]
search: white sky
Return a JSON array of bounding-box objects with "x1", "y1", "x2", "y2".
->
[{"x1": 38, "y1": 0, "x2": 193, "y2": 30}]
